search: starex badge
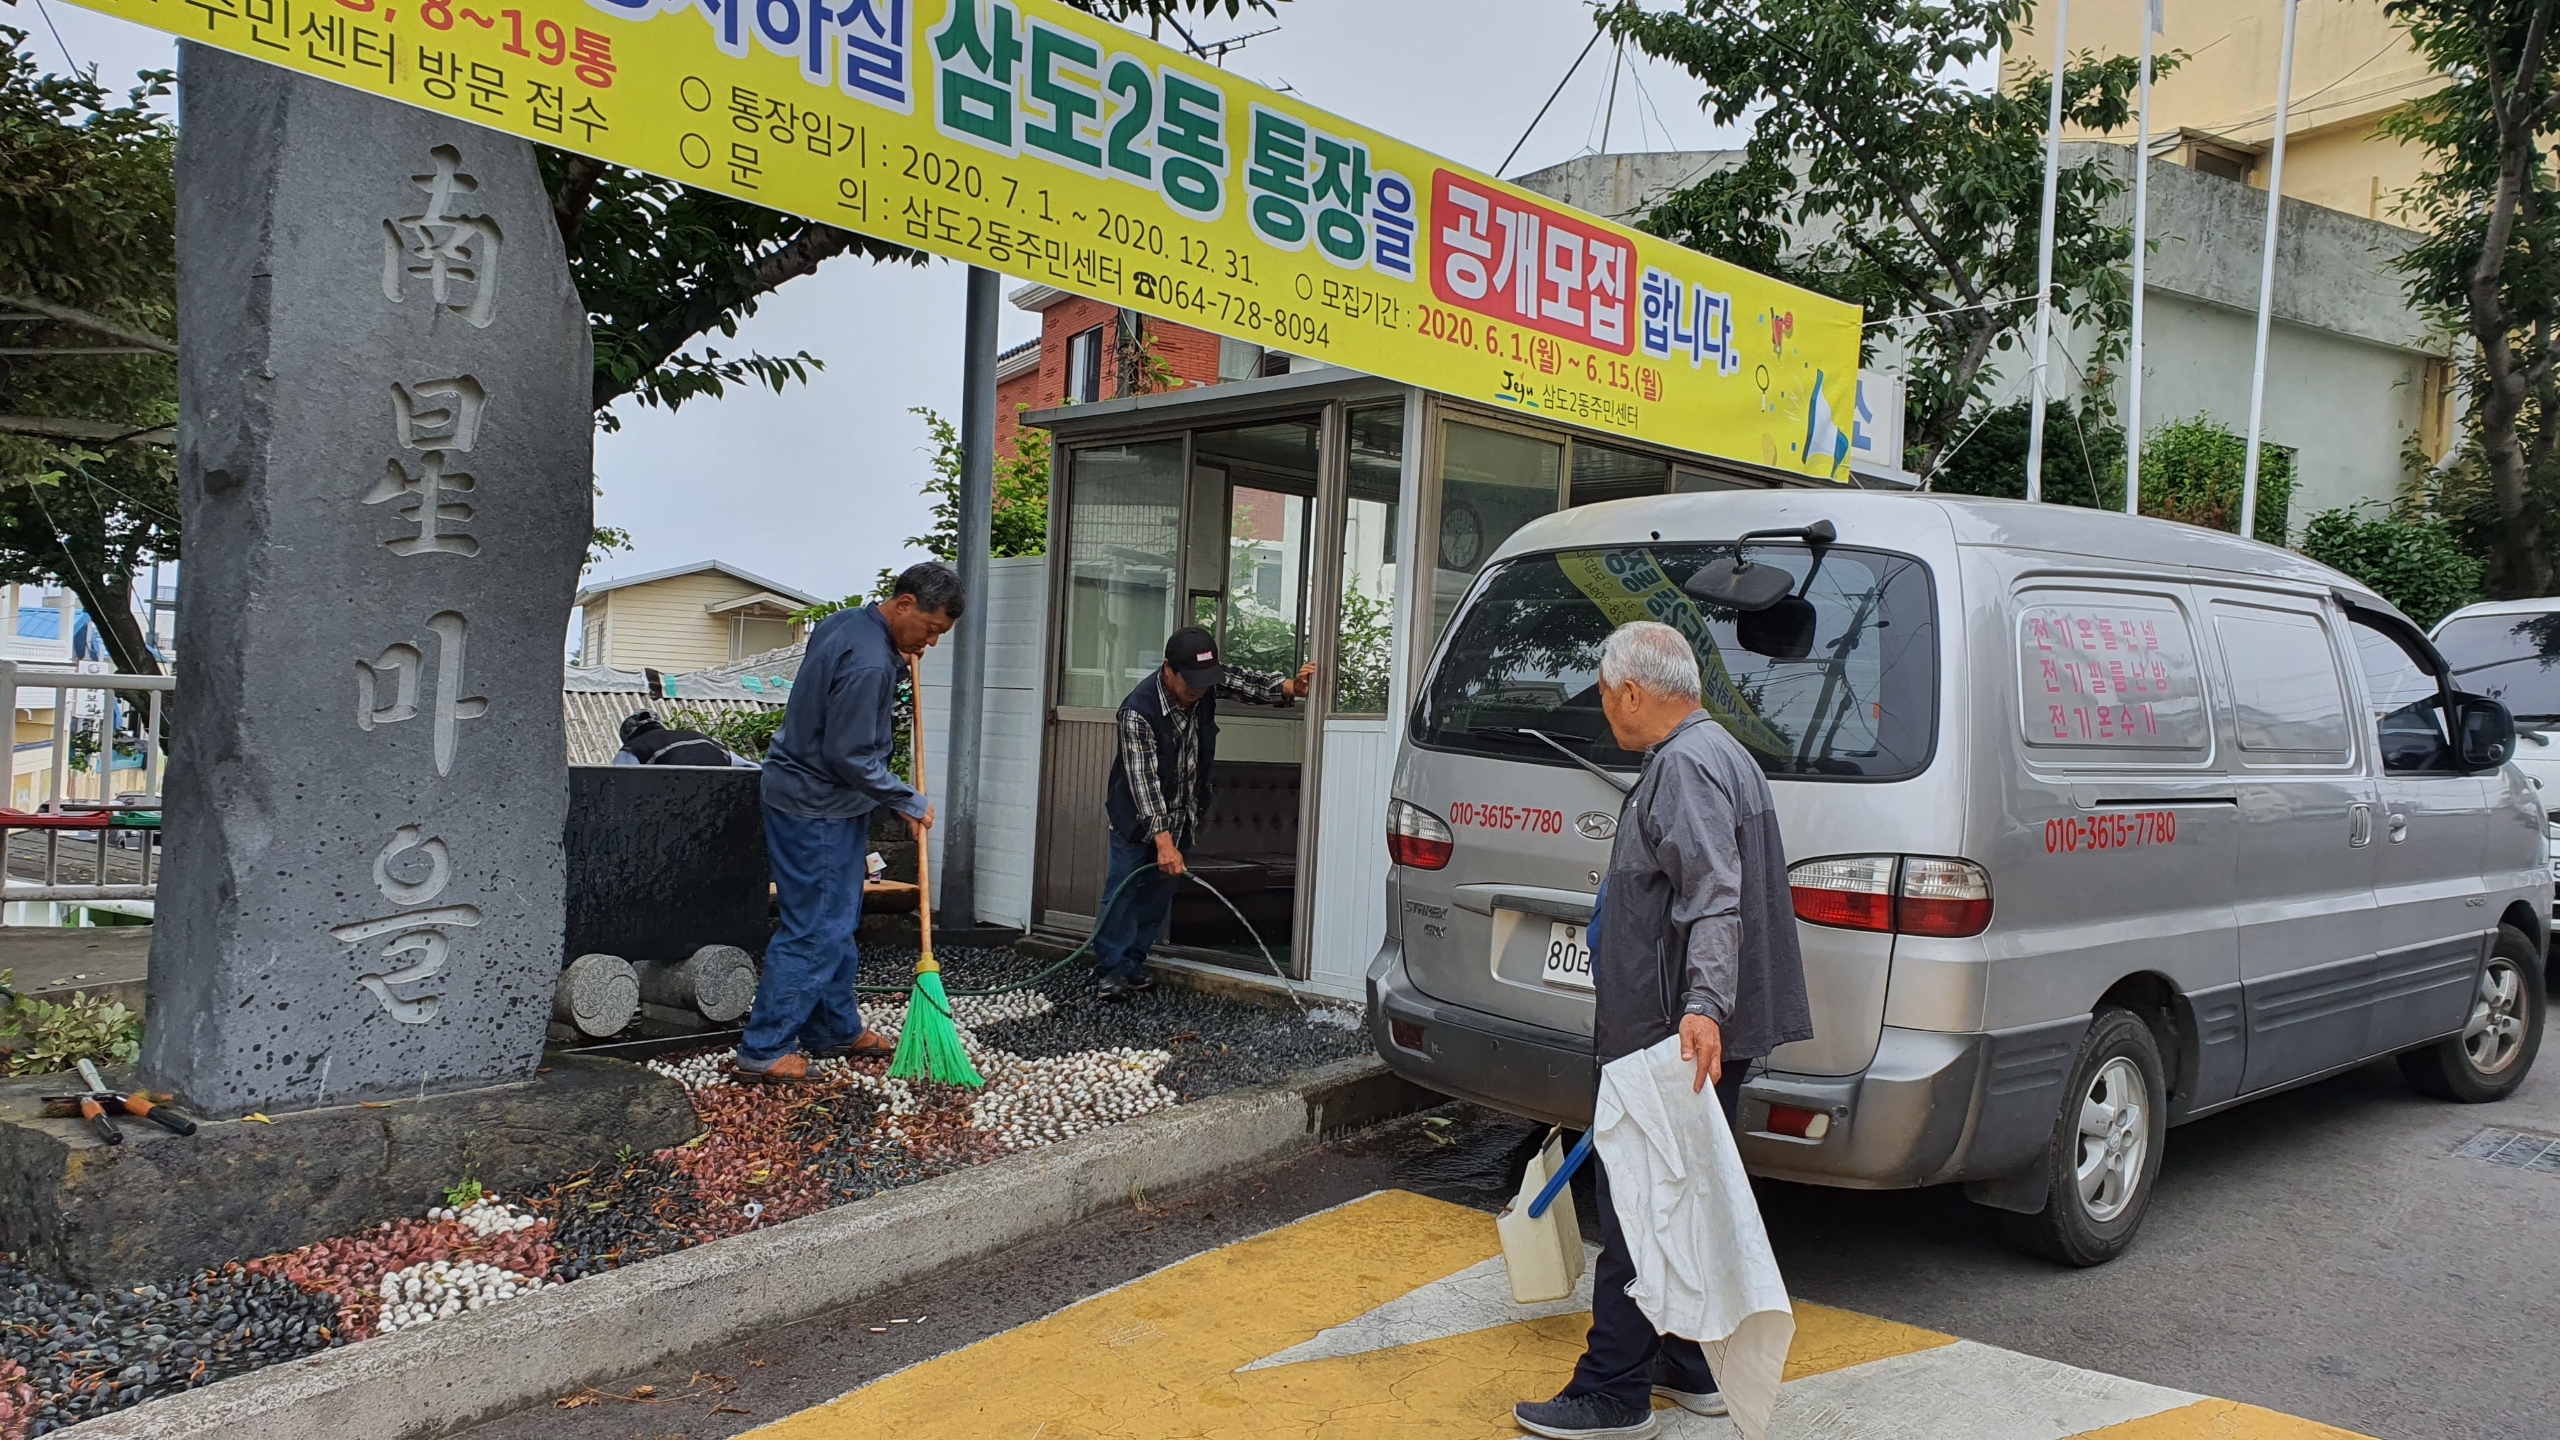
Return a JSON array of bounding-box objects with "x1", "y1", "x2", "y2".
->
[{"x1": 1575, "y1": 812, "x2": 1618, "y2": 841}]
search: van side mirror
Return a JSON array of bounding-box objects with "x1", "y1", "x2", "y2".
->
[{"x1": 2454, "y1": 694, "x2": 2517, "y2": 771}]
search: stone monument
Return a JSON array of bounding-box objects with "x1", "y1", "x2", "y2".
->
[{"x1": 144, "y1": 46, "x2": 593, "y2": 1115}]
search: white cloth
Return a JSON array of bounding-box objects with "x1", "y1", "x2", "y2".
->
[{"x1": 1593, "y1": 1034, "x2": 1794, "y2": 1440}]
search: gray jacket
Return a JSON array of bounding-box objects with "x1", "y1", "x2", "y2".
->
[
  {"x1": 759, "y1": 605, "x2": 927, "y2": 822},
  {"x1": 1591, "y1": 710, "x2": 1814, "y2": 1066}
]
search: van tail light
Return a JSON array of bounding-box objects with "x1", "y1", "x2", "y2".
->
[
  {"x1": 1387, "y1": 798, "x2": 1455, "y2": 871},
  {"x1": 1899, "y1": 858, "x2": 1995, "y2": 937},
  {"x1": 1789, "y1": 856, "x2": 1897, "y2": 932},
  {"x1": 1789, "y1": 855, "x2": 1995, "y2": 938}
]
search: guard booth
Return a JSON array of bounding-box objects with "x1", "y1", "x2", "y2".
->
[{"x1": 1020, "y1": 368, "x2": 1886, "y2": 1001}]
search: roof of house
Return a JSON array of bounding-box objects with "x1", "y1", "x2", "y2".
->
[
  {"x1": 573, "y1": 560, "x2": 823, "y2": 609},
  {"x1": 560, "y1": 646, "x2": 801, "y2": 764}
]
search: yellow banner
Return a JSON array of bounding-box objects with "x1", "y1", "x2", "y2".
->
[
  {"x1": 1554, "y1": 548, "x2": 1791, "y2": 756},
  {"x1": 73, "y1": 0, "x2": 1863, "y2": 477}
]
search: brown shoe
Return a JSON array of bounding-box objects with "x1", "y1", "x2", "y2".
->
[
  {"x1": 811, "y1": 1030, "x2": 897, "y2": 1061},
  {"x1": 732, "y1": 1052, "x2": 811, "y2": 1084}
]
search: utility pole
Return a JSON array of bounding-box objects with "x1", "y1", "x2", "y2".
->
[
  {"x1": 2240, "y1": 0, "x2": 2301, "y2": 543},
  {"x1": 2126, "y1": 0, "x2": 2160, "y2": 516},
  {"x1": 2023, "y1": 0, "x2": 2071, "y2": 503},
  {"x1": 941, "y1": 267, "x2": 999, "y2": 929}
]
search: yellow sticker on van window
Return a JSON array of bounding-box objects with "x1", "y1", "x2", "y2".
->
[{"x1": 1554, "y1": 549, "x2": 1792, "y2": 756}]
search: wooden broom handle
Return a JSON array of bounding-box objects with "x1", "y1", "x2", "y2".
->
[{"x1": 908, "y1": 653, "x2": 932, "y2": 960}]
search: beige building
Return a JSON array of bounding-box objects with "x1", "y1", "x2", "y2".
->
[
  {"x1": 2011, "y1": 0, "x2": 2437, "y2": 223},
  {"x1": 572, "y1": 561, "x2": 821, "y2": 673}
]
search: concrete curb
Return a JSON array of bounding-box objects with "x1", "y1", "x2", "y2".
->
[{"x1": 78, "y1": 1056, "x2": 1434, "y2": 1440}]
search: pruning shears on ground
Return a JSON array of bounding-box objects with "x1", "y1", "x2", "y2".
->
[{"x1": 41, "y1": 1059, "x2": 199, "y2": 1145}]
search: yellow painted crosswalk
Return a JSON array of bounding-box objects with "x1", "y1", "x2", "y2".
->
[{"x1": 750, "y1": 1191, "x2": 2368, "y2": 1440}]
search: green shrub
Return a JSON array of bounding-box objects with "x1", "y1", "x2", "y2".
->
[
  {"x1": 2137, "y1": 414, "x2": 2294, "y2": 546},
  {"x1": 0, "y1": 973, "x2": 143, "y2": 1076},
  {"x1": 2299, "y1": 506, "x2": 2484, "y2": 628}
]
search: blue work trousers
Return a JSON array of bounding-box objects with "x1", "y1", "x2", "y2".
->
[
  {"x1": 1564, "y1": 1064, "x2": 1750, "y2": 1410},
  {"x1": 739, "y1": 806, "x2": 872, "y2": 1064},
  {"x1": 1091, "y1": 829, "x2": 1177, "y2": 983}
]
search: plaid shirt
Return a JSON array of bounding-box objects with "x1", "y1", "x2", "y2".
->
[{"x1": 1118, "y1": 667, "x2": 1297, "y2": 847}]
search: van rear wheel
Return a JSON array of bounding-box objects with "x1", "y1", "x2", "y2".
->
[
  {"x1": 1998, "y1": 1006, "x2": 2168, "y2": 1268},
  {"x1": 2399, "y1": 924, "x2": 2545, "y2": 1104}
]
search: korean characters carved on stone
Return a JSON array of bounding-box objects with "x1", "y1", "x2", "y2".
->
[
  {"x1": 1431, "y1": 172, "x2": 1632, "y2": 355},
  {"x1": 338, "y1": 144, "x2": 505, "y2": 1027}
]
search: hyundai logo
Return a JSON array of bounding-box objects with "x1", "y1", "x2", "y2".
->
[{"x1": 1575, "y1": 812, "x2": 1617, "y2": 841}]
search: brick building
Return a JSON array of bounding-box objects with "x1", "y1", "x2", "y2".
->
[{"x1": 994, "y1": 285, "x2": 1298, "y2": 452}]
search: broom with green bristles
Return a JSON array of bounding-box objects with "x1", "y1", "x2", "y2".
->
[{"x1": 887, "y1": 653, "x2": 984, "y2": 1087}]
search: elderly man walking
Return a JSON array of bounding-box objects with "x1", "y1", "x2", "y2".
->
[
  {"x1": 1515, "y1": 620, "x2": 1813, "y2": 1440},
  {"x1": 734, "y1": 562, "x2": 962, "y2": 1083}
]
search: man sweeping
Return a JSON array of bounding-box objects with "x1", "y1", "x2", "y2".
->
[
  {"x1": 1514, "y1": 621, "x2": 1812, "y2": 1440},
  {"x1": 734, "y1": 562, "x2": 963, "y2": 1083},
  {"x1": 1094, "y1": 626, "x2": 1313, "y2": 1001}
]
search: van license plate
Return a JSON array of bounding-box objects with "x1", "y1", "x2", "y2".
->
[{"x1": 1541, "y1": 922, "x2": 1594, "y2": 991}]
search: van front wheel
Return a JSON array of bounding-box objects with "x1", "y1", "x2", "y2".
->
[
  {"x1": 1999, "y1": 1007, "x2": 2169, "y2": 1268},
  {"x1": 2399, "y1": 924, "x2": 2545, "y2": 1104}
]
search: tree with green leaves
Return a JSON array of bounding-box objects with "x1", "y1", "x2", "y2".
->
[
  {"x1": 553, "y1": 0, "x2": 1277, "y2": 430},
  {"x1": 2383, "y1": 0, "x2": 2560, "y2": 597},
  {"x1": 1598, "y1": 0, "x2": 2157, "y2": 475},
  {"x1": 0, "y1": 33, "x2": 177, "y2": 674}
]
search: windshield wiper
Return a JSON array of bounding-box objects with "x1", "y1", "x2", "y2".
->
[{"x1": 1473, "y1": 726, "x2": 1634, "y2": 795}]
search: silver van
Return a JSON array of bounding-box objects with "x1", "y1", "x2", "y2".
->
[{"x1": 1369, "y1": 491, "x2": 2550, "y2": 1264}]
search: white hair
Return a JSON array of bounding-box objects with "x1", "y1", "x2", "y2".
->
[{"x1": 1598, "y1": 621, "x2": 1702, "y2": 702}]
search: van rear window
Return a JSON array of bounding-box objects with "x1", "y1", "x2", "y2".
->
[{"x1": 1413, "y1": 545, "x2": 1937, "y2": 780}]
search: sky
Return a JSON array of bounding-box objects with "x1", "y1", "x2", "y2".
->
[{"x1": 19, "y1": 0, "x2": 1752, "y2": 608}]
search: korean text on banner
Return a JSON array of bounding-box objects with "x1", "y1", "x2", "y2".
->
[
  {"x1": 79, "y1": 0, "x2": 1864, "y2": 479},
  {"x1": 1554, "y1": 549, "x2": 1791, "y2": 756}
]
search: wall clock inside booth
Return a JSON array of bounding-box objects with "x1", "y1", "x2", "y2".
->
[{"x1": 1440, "y1": 503, "x2": 1485, "y2": 571}]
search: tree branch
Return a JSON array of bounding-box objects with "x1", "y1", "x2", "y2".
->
[
  {"x1": 0, "y1": 415, "x2": 173, "y2": 446},
  {"x1": 0, "y1": 294, "x2": 174, "y2": 355},
  {"x1": 551, "y1": 154, "x2": 610, "y2": 258}
]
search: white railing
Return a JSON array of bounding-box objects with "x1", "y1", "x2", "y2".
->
[{"x1": 0, "y1": 661, "x2": 171, "y2": 903}]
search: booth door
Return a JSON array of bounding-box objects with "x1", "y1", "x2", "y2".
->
[{"x1": 1038, "y1": 438, "x2": 1186, "y2": 931}]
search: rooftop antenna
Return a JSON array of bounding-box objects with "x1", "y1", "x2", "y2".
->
[{"x1": 1194, "y1": 25, "x2": 1279, "y2": 66}]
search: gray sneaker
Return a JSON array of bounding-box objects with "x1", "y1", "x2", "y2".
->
[{"x1": 1513, "y1": 1393, "x2": 1660, "y2": 1439}]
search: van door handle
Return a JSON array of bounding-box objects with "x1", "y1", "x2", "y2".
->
[
  {"x1": 2387, "y1": 810, "x2": 2410, "y2": 843},
  {"x1": 2349, "y1": 803, "x2": 2374, "y2": 847}
]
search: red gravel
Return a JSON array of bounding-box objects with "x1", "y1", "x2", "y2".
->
[{"x1": 245, "y1": 1217, "x2": 556, "y2": 1340}]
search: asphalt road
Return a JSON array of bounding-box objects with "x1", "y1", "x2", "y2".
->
[{"x1": 461, "y1": 1050, "x2": 2560, "y2": 1440}]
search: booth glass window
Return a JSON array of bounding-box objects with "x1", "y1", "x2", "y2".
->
[
  {"x1": 1568, "y1": 442, "x2": 1671, "y2": 507},
  {"x1": 1336, "y1": 405, "x2": 1405, "y2": 714},
  {"x1": 1433, "y1": 421, "x2": 1561, "y2": 639},
  {"x1": 1060, "y1": 440, "x2": 1184, "y2": 709},
  {"x1": 1223, "y1": 486, "x2": 1310, "y2": 675}
]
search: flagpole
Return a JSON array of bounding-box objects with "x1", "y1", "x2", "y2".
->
[
  {"x1": 2126, "y1": 0, "x2": 2156, "y2": 516},
  {"x1": 2240, "y1": 0, "x2": 2300, "y2": 542},
  {"x1": 2023, "y1": 0, "x2": 2072, "y2": 503}
]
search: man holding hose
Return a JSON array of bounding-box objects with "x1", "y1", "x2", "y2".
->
[
  {"x1": 734, "y1": 562, "x2": 962, "y2": 1083},
  {"x1": 1094, "y1": 627, "x2": 1313, "y2": 1001}
]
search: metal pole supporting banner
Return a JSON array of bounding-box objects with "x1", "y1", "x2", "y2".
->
[
  {"x1": 2240, "y1": 0, "x2": 2301, "y2": 543},
  {"x1": 2126, "y1": 0, "x2": 2159, "y2": 516},
  {"x1": 2023, "y1": 0, "x2": 2072, "y2": 503},
  {"x1": 941, "y1": 266, "x2": 1000, "y2": 929}
]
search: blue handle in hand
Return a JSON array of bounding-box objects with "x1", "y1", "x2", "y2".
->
[{"x1": 1527, "y1": 1131, "x2": 1593, "y2": 1220}]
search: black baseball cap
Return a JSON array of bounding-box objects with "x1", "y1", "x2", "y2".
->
[{"x1": 1165, "y1": 627, "x2": 1223, "y2": 687}]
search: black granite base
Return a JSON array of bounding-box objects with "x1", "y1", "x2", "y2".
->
[{"x1": 0, "y1": 1054, "x2": 697, "y2": 1288}]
